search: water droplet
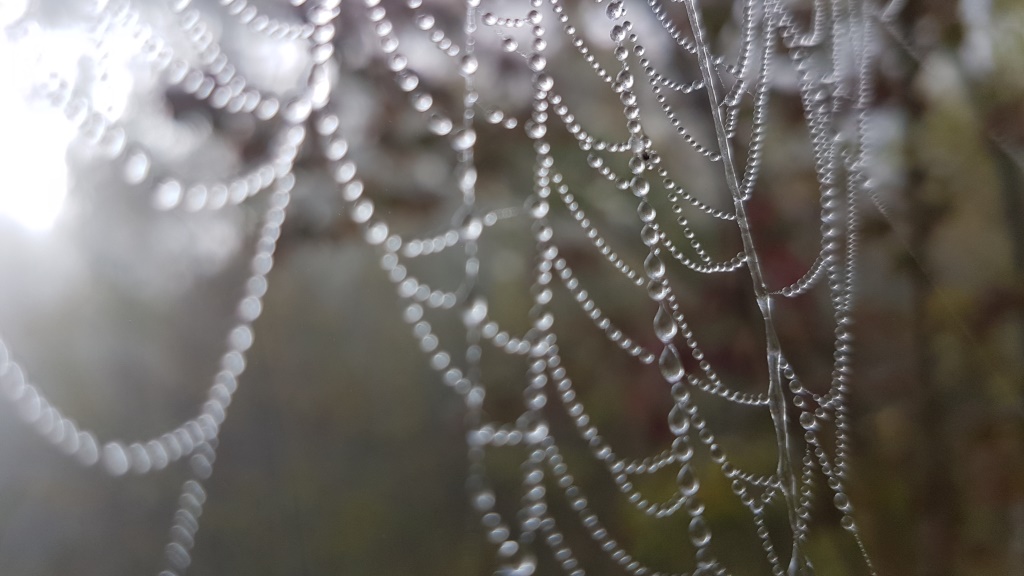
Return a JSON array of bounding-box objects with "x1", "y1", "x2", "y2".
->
[
  {"x1": 834, "y1": 492, "x2": 852, "y2": 512},
  {"x1": 463, "y1": 297, "x2": 488, "y2": 327},
  {"x1": 528, "y1": 54, "x2": 547, "y2": 72},
  {"x1": 429, "y1": 115, "x2": 453, "y2": 135},
  {"x1": 525, "y1": 121, "x2": 546, "y2": 139},
  {"x1": 671, "y1": 439, "x2": 694, "y2": 470},
  {"x1": 103, "y1": 442, "x2": 130, "y2": 476},
  {"x1": 460, "y1": 54, "x2": 479, "y2": 75},
  {"x1": 452, "y1": 128, "x2": 476, "y2": 151},
  {"x1": 677, "y1": 464, "x2": 699, "y2": 496},
  {"x1": 659, "y1": 344, "x2": 684, "y2": 383},
  {"x1": 415, "y1": 14, "x2": 434, "y2": 29},
  {"x1": 412, "y1": 93, "x2": 433, "y2": 112},
  {"x1": 526, "y1": 197, "x2": 549, "y2": 218},
  {"x1": 689, "y1": 516, "x2": 712, "y2": 547},
  {"x1": 637, "y1": 200, "x2": 656, "y2": 222},
  {"x1": 123, "y1": 151, "x2": 150, "y2": 184},
  {"x1": 495, "y1": 555, "x2": 536, "y2": 576},
  {"x1": 640, "y1": 224, "x2": 659, "y2": 247},
  {"x1": 610, "y1": 25, "x2": 626, "y2": 43},
  {"x1": 606, "y1": 0, "x2": 625, "y2": 20},
  {"x1": 473, "y1": 489, "x2": 496, "y2": 511},
  {"x1": 628, "y1": 155, "x2": 646, "y2": 174},
  {"x1": 502, "y1": 38, "x2": 518, "y2": 52},
  {"x1": 284, "y1": 98, "x2": 312, "y2": 123},
  {"x1": 648, "y1": 279, "x2": 669, "y2": 301},
  {"x1": 630, "y1": 176, "x2": 649, "y2": 197},
  {"x1": 653, "y1": 305, "x2": 677, "y2": 342},
  {"x1": 668, "y1": 404, "x2": 690, "y2": 436},
  {"x1": 644, "y1": 252, "x2": 666, "y2": 280},
  {"x1": 799, "y1": 411, "x2": 817, "y2": 429},
  {"x1": 310, "y1": 67, "x2": 330, "y2": 107},
  {"x1": 396, "y1": 71, "x2": 420, "y2": 92},
  {"x1": 155, "y1": 180, "x2": 183, "y2": 210},
  {"x1": 615, "y1": 70, "x2": 634, "y2": 89},
  {"x1": 841, "y1": 514, "x2": 856, "y2": 530},
  {"x1": 536, "y1": 73, "x2": 554, "y2": 92}
]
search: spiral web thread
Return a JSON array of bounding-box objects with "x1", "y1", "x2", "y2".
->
[{"x1": 0, "y1": 0, "x2": 886, "y2": 573}]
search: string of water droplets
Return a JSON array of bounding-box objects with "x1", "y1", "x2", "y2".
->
[{"x1": 0, "y1": 0, "x2": 885, "y2": 573}]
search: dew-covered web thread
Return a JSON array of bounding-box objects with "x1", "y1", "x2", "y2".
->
[{"x1": 0, "y1": 0, "x2": 887, "y2": 574}]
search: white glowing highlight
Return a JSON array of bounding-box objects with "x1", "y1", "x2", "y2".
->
[{"x1": 0, "y1": 21, "x2": 136, "y2": 232}]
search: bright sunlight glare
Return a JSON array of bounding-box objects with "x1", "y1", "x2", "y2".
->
[
  {"x1": 0, "y1": 27, "x2": 72, "y2": 233},
  {"x1": 0, "y1": 14, "x2": 135, "y2": 234}
]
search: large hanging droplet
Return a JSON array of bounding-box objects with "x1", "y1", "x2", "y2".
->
[
  {"x1": 463, "y1": 297, "x2": 488, "y2": 327},
  {"x1": 672, "y1": 435, "x2": 694, "y2": 463},
  {"x1": 644, "y1": 253, "x2": 666, "y2": 280},
  {"x1": 536, "y1": 73, "x2": 554, "y2": 92},
  {"x1": 123, "y1": 151, "x2": 150, "y2": 184},
  {"x1": 799, "y1": 411, "x2": 817, "y2": 430},
  {"x1": 460, "y1": 54, "x2": 479, "y2": 76},
  {"x1": 528, "y1": 54, "x2": 546, "y2": 72},
  {"x1": 609, "y1": 24, "x2": 626, "y2": 43},
  {"x1": 452, "y1": 128, "x2": 476, "y2": 151},
  {"x1": 667, "y1": 403, "x2": 692, "y2": 434},
  {"x1": 688, "y1": 515, "x2": 712, "y2": 547},
  {"x1": 428, "y1": 115, "x2": 453, "y2": 135},
  {"x1": 605, "y1": 0, "x2": 625, "y2": 20},
  {"x1": 677, "y1": 463, "x2": 700, "y2": 497},
  {"x1": 834, "y1": 492, "x2": 852, "y2": 513},
  {"x1": 668, "y1": 405, "x2": 690, "y2": 436},
  {"x1": 659, "y1": 344, "x2": 685, "y2": 383},
  {"x1": 653, "y1": 304, "x2": 677, "y2": 342},
  {"x1": 637, "y1": 200, "x2": 656, "y2": 222},
  {"x1": 648, "y1": 279, "x2": 669, "y2": 301},
  {"x1": 641, "y1": 224, "x2": 659, "y2": 247}
]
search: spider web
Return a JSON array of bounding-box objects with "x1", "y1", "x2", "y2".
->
[{"x1": 0, "y1": 0, "x2": 885, "y2": 574}]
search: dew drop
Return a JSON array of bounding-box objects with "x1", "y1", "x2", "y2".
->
[
  {"x1": 630, "y1": 176, "x2": 649, "y2": 197},
  {"x1": 605, "y1": 0, "x2": 625, "y2": 19},
  {"x1": 460, "y1": 54, "x2": 479, "y2": 75},
  {"x1": 659, "y1": 344, "x2": 685, "y2": 383},
  {"x1": 834, "y1": 492, "x2": 852, "y2": 512},
  {"x1": 799, "y1": 411, "x2": 817, "y2": 430},
  {"x1": 536, "y1": 73, "x2": 554, "y2": 92},
  {"x1": 284, "y1": 98, "x2": 312, "y2": 123},
  {"x1": 653, "y1": 304, "x2": 677, "y2": 342},
  {"x1": 452, "y1": 128, "x2": 477, "y2": 151},
  {"x1": 429, "y1": 115, "x2": 453, "y2": 135},
  {"x1": 689, "y1": 516, "x2": 712, "y2": 547},
  {"x1": 641, "y1": 224, "x2": 659, "y2": 247},
  {"x1": 155, "y1": 180, "x2": 183, "y2": 209},
  {"x1": 102, "y1": 442, "x2": 130, "y2": 476},
  {"x1": 637, "y1": 200, "x2": 656, "y2": 222},
  {"x1": 668, "y1": 404, "x2": 690, "y2": 436},
  {"x1": 644, "y1": 253, "x2": 666, "y2": 280},
  {"x1": 628, "y1": 155, "x2": 646, "y2": 174},
  {"x1": 677, "y1": 464, "x2": 699, "y2": 497},
  {"x1": 463, "y1": 297, "x2": 488, "y2": 327},
  {"x1": 648, "y1": 279, "x2": 669, "y2": 301},
  {"x1": 123, "y1": 151, "x2": 150, "y2": 184},
  {"x1": 841, "y1": 514, "x2": 856, "y2": 530},
  {"x1": 610, "y1": 25, "x2": 626, "y2": 43},
  {"x1": 415, "y1": 14, "x2": 434, "y2": 29},
  {"x1": 396, "y1": 71, "x2": 420, "y2": 92},
  {"x1": 525, "y1": 121, "x2": 546, "y2": 139}
]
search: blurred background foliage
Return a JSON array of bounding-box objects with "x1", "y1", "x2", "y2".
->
[{"x1": 0, "y1": 0, "x2": 1022, "y2": 575}]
